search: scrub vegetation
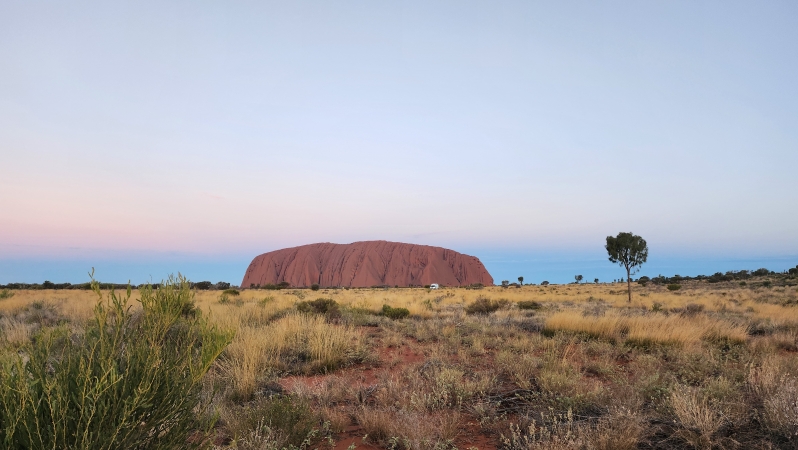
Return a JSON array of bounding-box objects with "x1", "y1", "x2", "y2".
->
[{"x1": 1, "y1": 273, "x2": 798, "y2": 449}]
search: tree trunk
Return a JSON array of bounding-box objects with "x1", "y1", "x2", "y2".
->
[{"x1": 626, "y1": 266, "x2": 632, "y2": 303}]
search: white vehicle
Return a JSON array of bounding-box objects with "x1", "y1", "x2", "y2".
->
[{"x1": 430, "y1": 283, "x2": 439, "y2": 289}]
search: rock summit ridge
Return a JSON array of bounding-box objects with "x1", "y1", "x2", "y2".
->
[{"x1": 241, "y1": 240, "x2": 493, "y2": 288}]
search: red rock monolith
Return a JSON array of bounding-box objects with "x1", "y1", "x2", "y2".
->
[{"x1": 241, "y1": 241, "x2": 493, "y2": 288}]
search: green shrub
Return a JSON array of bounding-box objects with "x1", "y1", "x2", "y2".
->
[
  {"x1": 0, "y1": 275, "x2": 232, "y2": 449},
  {"x1": 0, "y1": 289, "x2": 13, "y2": 300},
  {"x1": 260, "y1": 281, "x2": 291, "y2": 290},
  {"x1": 465, "y1": 297, "x2": 509, "y2": 315},
  {"x1": 310, "y1": 284, "x2": 320, "y2": 291},
  {"x1": 517, "y1": 300, "x2": 542, "y2": 310},
  {"x1": 223, "y1": 288, "x2": 240, "y2": 296},
  {"x1": 193, "y1": 280, "x2": 213, "y2": 290},
  {"x1": 224, "y1": 395, "x2": 320, "y2": 448},
  {"x1": 381, "y1": 304, "x2": 410, "y2": 320},
  {"x1": 667, "y1": 284, "x2": 681, "y2": 291},
  {"x1": 297, "y1": 298, "x2": 340, "y2": 318}
]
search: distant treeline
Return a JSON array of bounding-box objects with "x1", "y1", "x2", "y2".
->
[
  {"x1": 638, "y1": 266, "x2": 798, "y2": 285},
  {"x1": 0, "y1": 281, "x2": 234, "y2": 290}
]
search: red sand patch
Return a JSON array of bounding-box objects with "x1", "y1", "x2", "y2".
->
[
  {"x1": 332, "y1": 426, "x2": 381, "y2": 450},
  {"x1": 278, "y1": 340, "x2": 499, "y2": 449},
  {"x1": 456, "y1": 420, "x2": 498, "y2": 450}
]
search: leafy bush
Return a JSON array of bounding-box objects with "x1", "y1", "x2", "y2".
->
[
  {"x1": 517, "y1": 300, "x2": 542, "y2": 310},
  {"x1": 223, "y1": 395, "x2": 320, "y2": 448},
  {"x1": 310, "y1": 284, "x2": 320, "y2": 291},
  {"x1": 667, "y1": 284, "x2": 681, "y2": 291},
  {"x1": 297, "y1": 298, "x2": 340, "y2": 319},
  {"x1": 680, "y1": 303, "x2": 705, "y2": 317},
  {"x1": 0, "y1": 275, "x2": 232, "y2": 449},
  {"x1": 258, "y1": 281, "x2": 291, "y2": 290},
  {"x1": 541, "y1": 281, "x2": 550, "y2": 286},
  {"x1": 219, "y1": 292, "x2": 243, "y2": 306},
  {"x1": 0, "y1": 289, "x2": 13, "y2": 300},
  {"x1": 382, "y1": 304, "x2": 410, "y2": 320},
  {"x1": 193, "y1": 280, "x2": 214, "y2": 290},
  {"x1": 223, "y1": 288, "x2": 240, "y2": 296},
  {"x1": 465, "y1": 297, "x2": 509, "y2": 315}
]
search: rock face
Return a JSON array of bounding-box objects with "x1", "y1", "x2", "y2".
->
[{"x1": 242, "y1": 241, "x2": 493, "y2": 288}]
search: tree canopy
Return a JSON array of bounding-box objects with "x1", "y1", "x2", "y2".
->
[{"x1": 606, "y1": 232, "x2": 648, "y2": 302}]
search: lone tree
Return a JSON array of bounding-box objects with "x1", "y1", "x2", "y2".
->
[
  {"x1": 518, "y1": 276, "x2": 524, "y2": 285},
  {"x1": 605, "y1": 232, "x2": 648, "y2": 303},
  {"x1": 574, "y1": 275, "x2": 583, "y2": 284}
]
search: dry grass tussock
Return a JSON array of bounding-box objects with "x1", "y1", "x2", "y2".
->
[
  {"x1": 217, "y1": 312, "x2": 365, "y2": 400},
  {"x1": 544, "y1": 310, "x2": 748, "y2": 346}
]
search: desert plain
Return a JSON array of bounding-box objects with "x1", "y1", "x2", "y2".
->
[{"x1": 2, "y1": 276, "x2": 798, "y2": 450}]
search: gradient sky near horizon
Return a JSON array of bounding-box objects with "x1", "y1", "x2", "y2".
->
[{"x1": 2, "y1": 1, "x2": 797, "y2": 285}]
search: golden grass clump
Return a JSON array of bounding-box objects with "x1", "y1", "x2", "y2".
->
[
  {"x1": 544, "y1": 310, "x2": 748, "y2": 347},
  {"x1": 219, "y1": 313, "x2": 364, "y2": 400}
]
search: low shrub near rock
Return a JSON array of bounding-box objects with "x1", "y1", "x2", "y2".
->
[
  {"x1": 223, "y1": 288, "x2": 240, "y2": 296},
  {"x1": 517, "y1": 300, "x2": 542, "y2": 310},
  {"x1": 297, "y1": 297, "x2": 340, "y2": 319},
  {"x1": 382, "y1": 304, "x2": 410, "y2": 320},
  {"x1": 466, "y1": 296, "x2": 509, "y2": 315},
  {"x1": 667, "y1": 284, "x2": 682, "y2": 291},
  {"x1": 221, "y1": 395, "x2": 323, "y2": 448}
]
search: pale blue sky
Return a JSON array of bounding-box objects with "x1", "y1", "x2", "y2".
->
[{"x1": 1, "y1": 1, "x2": 796, "y2": 284}]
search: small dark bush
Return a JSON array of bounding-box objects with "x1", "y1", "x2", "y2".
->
[
  {"x1": 682, "y1": 303, "x2": 705, "y2": 317},
  {"x1": 261, "y1": 281, "x2": 291, "y2": 290},
  {"x1": 193, "y1": 281, "x2": 213, "y2": 290},
  {"x1": 225, "y1": 395, "x2": 318, "y2": 447},
  {"x1": 465, "y1": 297, "x2": 509, "y2": 315},
  {"x1": 382, "y1": 304, "x2": 410, "y2": 320},
  {"x1": 517, "y1": 300, "x2": 542, "y2": 310},
  {"x1": 541, "y1": 281, "x2": 550, "y2": 286},
  {"x1": 222, "y1": 288, "x2": 240, "y2": 296},
  {"x1": 297, "y1": 298, "x2": 340, "y2": 318},
  {"x1": 667, "y1": 284, "x2": 681, "y2": 291},
  {"x1": 0, "y1": 289, "x2": 14, "y2": 299},
  {"x1": 216, "y1": 281, "x2": 231, "y2": 290},
  {"x1": 310, "y1": 283, "x2": 320, "y2": 291}
]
